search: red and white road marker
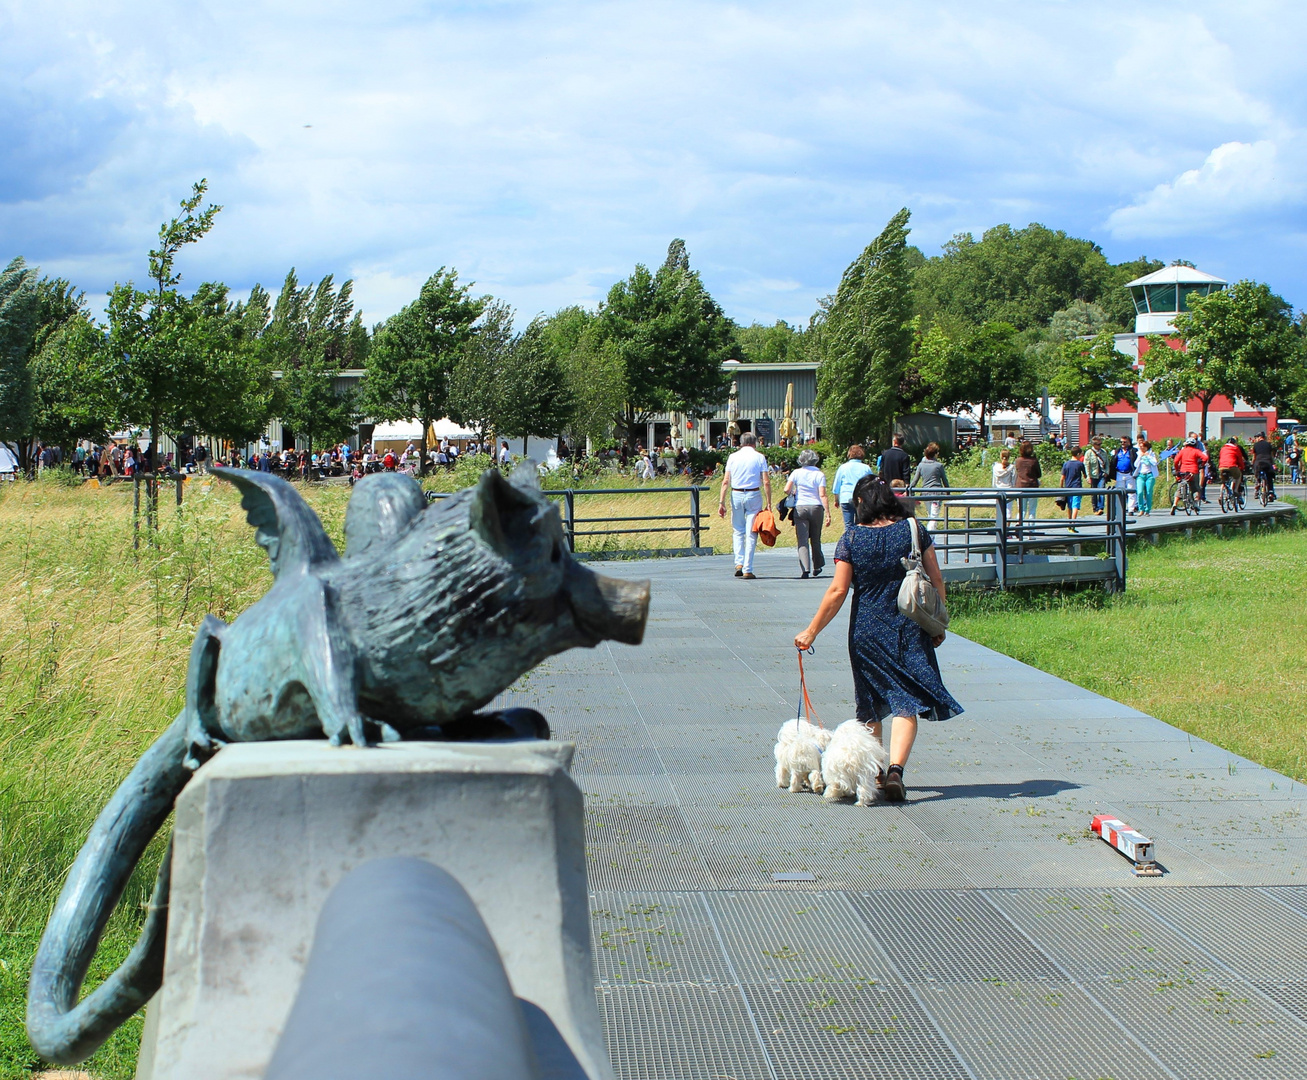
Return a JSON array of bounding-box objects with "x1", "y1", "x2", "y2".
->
[{"x1": 1092, "y1": 814, "x2": 1162, "y2": 876}]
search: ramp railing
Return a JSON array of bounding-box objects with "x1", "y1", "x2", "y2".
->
[{"x1": 905, "y1": 486, "x2": 1129, "y2": 591}]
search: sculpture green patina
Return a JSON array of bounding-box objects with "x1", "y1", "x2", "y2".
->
[{"x1": 26, "y1": 467, "x2": 650, "y2": 1065}]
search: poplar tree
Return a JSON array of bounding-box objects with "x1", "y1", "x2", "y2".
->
[
  {"x1": 447, "y1": 299, "x2": 515, "y2": 443},
  {"x1": 816, "y1": 208, "x2": 914, "y2": 449},
  {"x1": 0, "y1": 258, "x2": 40, "y2": 457},
  {"x1": 267, "y1": 271, "x2": 365, "y2": 452}
]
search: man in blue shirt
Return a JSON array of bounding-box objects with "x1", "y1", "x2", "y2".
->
[{"x1": 831, "y1": 445, "x2": 874, "y2": 530}]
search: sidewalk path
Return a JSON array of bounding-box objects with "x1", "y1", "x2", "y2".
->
[{"x1": 496, "y1": 550, "x2": 1307, "y2": 1080}]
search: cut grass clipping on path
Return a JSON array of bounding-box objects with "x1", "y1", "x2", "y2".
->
[{"x1": 0, "y1": 474, "x2": 1302, "y2": 1077}]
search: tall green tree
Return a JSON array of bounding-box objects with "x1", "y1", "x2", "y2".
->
[
  {"x1": 912, "y1": 223, "x2": 1160, "y2": 334},
  {"x1": 1146, "y1": 280, "x2": 1298, "y2": 439},
  {"x1": 188, "y1": 282, "x2": 278, "y2": 446},
  {"x1": 913, "y1": 223, "x2": 1112, "y2": 332},
  {"x1": 539, "y1": 305, "x2": 625, "y2": 446},
  {"x1": 0, "y1": 258, "x2": 41, "y2": 459},
  {"x1": 0, "y1": 264, "x2": 119, "y2": 467},
  {"x1": 917, "y1": 320, "x2": 1038, "y2": 436},
  {"x1": 498, "y1": 318, "x2": 577, "y2": 455},
  {"x1": 361, "y1": 268, "x2": 485, "y2": 471},
  {"x1": 27, "y1": 279, "x2": 117, "y2": 453},
  {"x1": 104, "y1": 179, "x2": 229, "y2": 470},
  {"x1": 447, "y1": 299, "x2": 516, "y2": 442},
  {"x1": 735, "y1": 320, "x2": 808, "y2": 364},
  {"x1": 1047, "y1": 331, "x2": 1139, "y2": 437},
  {"x1": 599, "y1": 239, "x2": 736, "y2": 444},
  {"x1": 267, "y1": 271, "x2": 365, "y2": 452},
  {"x1": 815, "y1": 208, "x2": 914, "y2": 449}
]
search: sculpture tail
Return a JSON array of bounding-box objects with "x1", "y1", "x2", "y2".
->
[{"x1": 26, "y1": 713, "x2": 191, "y2": 1064}]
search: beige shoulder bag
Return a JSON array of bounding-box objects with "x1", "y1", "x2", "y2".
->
[{"x1": 897, "y1": 517, "x2": 949, "y2": 637}]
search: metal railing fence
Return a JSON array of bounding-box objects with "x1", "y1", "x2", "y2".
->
[
  {"x1": 906, "y1": 486, "x2": 1129, "y2": 590},
  {"x1": 427, "y1": 485, "x2": 710, "y2": 553}
]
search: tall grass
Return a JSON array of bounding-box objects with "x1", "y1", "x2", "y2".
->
[{"x1": 0, "y1": 477, "x2": 352, "y2": 1078}]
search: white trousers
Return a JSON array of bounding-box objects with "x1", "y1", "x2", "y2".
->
[{"x1": 731, "y1": 490, "x2": 764, "y2": 572}]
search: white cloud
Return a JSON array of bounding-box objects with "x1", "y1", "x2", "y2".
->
[
  {"x1": 3, "y1": 1, "x2": 1307, "y2": 321},
  {"x1": 1107, "y1": 139, "x2": 1303, "y2": 239}
]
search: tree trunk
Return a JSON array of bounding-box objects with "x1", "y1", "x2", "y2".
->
[
  {"x1": 1199, "y1": 396, "x2": 1212, "y2": 441},
  {"x1": 419, "y1": 415, "x2": 430, "y2": 476}
]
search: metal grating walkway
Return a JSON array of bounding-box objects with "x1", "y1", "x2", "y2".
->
[{"x1": 495, "y1": 549, "x2": 1307, "y2": 1079}]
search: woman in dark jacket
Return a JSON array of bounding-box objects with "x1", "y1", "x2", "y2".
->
[{"x1": 1013, "y1": 440, "x2": 1041, "y2": 528}]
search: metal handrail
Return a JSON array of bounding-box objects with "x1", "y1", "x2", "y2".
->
[{"x1": 902, "y1": 486, "x2": 1129, "y2": 590}]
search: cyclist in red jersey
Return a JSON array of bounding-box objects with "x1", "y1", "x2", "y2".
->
[
  {"x1": 1217, "y1": 437, "x2": 1248, "y2": 499},
  {"x1": 1171, "y1": 440, "x2": 1209, "y2": 514}
]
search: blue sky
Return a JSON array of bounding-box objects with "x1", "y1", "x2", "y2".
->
[{"x1": 3, "y1": 1, "x2": 1305, "y2": 328}]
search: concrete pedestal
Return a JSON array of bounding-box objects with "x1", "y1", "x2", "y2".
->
[{"x1": 136, "y1": 740, "x2": 609, "y2": 1080}]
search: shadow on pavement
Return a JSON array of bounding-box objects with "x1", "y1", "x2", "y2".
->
[{"x1": 905, "y1": 778, "x2": 1082, "y2": 802}]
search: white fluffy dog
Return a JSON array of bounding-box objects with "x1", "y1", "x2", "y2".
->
[
  {"x1": 821, "y1": 719, "x2": 890, "y2": 806},
  {"x1": 773, "y1": 718, "x2": 832, "y2": 793}
]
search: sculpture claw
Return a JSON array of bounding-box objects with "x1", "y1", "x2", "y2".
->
[
  {"x1": 184, "y1": 728, "x2": 225, "y2": 772},
  {"x1": 325, "y1": 713, "x2": 371, "y2": 748}
]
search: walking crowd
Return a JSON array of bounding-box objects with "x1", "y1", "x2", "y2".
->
[{"x1": 717, "y1": 426, "x2": 1298, "y2": 581}]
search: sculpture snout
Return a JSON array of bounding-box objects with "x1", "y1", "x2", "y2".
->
[{"x1": 566, "y1": 563, "x2": 650, "y2": 646}]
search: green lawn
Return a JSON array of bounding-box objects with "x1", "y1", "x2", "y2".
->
[{"x1": 949, "y1": 522, "x2": 1307, "y2": 782}]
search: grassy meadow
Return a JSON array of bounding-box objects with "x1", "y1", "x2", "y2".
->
[{"x1": 0, "y1": 470, "x2": 1302, "y2": 1077}]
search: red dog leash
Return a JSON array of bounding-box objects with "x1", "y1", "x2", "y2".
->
[{"x1": 796, "y1": 645, "x2": 824, "y2": 731}]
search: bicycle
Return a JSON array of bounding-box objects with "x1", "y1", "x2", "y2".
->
[
  {"x1": 1170, "y1": 472, "x2": 1198, "y2": 516},
  {"x1": 1218, "y1": 472, "x2": 1246, "y2": 514},
  {"x1": 1255, "y1": 472, "x2": 1273, "y2": 507}
]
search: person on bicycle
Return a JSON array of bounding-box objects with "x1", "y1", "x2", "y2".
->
[
  {"x1": 1251, "y1": 432, "x2": 1277, "y2": 501},
  {"x1": 1171, "y1": 438, "x2": 1208, "y2": 515},
  {"x1": 1218, "y1": 437, "x2": 1248, "y2": 500}
]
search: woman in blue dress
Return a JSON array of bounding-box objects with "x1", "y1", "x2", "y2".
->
[{"x1": 794, "y1": 475, "x2": 962, "y2": 801}]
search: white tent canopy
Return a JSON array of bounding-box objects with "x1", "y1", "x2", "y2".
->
[
  {"x1": 369, "y1": 420, "x2": 423, "y2": 441},
  {"x1": 370, "y1": 418, "x2": 477, "y2": 442}
]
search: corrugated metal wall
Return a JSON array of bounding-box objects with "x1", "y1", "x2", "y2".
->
[{"x1": 732, "y1": 368, "x2": 817, "y2": 417}]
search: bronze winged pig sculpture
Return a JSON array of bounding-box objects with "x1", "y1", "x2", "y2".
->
[{"x1": 27, "y1": 467, "x2": 650, "y2": 1064}]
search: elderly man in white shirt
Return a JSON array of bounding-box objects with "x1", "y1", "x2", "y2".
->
[{"x1": 718, "y1": 433, "x2": 772, "y2": 579}]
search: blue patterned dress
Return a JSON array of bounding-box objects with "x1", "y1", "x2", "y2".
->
[{"x1": 833, "y1": 519, "x2": 963, "y2": 723}]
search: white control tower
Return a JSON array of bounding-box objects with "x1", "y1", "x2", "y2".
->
[{"x1": 1124, "y1": 265, "x2": 1227, "y2": 334}]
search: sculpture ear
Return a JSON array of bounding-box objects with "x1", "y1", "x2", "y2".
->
[{"x1": 468, "y1": 469, "x2": 535, "y2": 554}]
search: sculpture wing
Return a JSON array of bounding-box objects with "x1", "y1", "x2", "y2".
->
[{"x1": 214, "y1": 470, "x2": 340, "y2": 577}]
